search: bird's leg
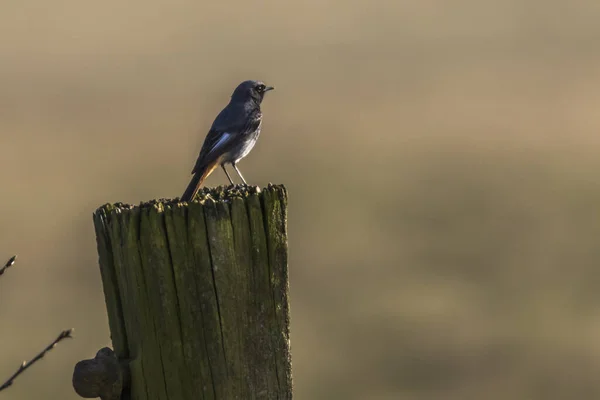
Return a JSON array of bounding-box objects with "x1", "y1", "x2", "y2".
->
[
  {"x1": 232, "y1": 163, "x2": 248, "y2": 185},
  {"x1": 221, "y1": 164, "x2": 235, "y2": 185}
]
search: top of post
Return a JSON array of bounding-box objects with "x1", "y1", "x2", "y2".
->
[{"x1": 94, "y1": 184, "x2": 288, "y2": 216}]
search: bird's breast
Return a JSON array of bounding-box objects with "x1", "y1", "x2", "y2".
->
[{"x1": 224, "y1": 127, "x2": 261, "y2": 163}]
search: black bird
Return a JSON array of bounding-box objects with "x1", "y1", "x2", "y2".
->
[{"x1": 181, "y1": 80, "x2": 274, "y2": 201}]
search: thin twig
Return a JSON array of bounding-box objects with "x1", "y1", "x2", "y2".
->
[
  {"x1": 0, "y1": 255, "x2": 17, "y2": 277},
  {"x1": 0, "y1": 328, "x2": 74, "y2": 391}
]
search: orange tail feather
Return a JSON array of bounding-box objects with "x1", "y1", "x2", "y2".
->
[{"x1": 180, "y1": 160, "x2": 220, "y2": 201}]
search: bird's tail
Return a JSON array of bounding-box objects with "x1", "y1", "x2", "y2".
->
[{"x1": 180, "y1": 160, "x2": 219, "y2": 202}]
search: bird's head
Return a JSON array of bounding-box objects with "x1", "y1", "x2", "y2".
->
[{"x1": 231, "y1": 80, "x2": 274, "y2": 104}]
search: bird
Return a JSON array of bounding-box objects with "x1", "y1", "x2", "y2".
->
[{"x1": 180, "y1": 80, "x2": 274, "y2": 202}]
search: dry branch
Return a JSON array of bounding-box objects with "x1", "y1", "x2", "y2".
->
[
  {"x1": 0, "y1": 329, "x2": 74, "y2": 392},
  {"x1": 0, "y1": 255, "x2": 17, "y2": 277}
]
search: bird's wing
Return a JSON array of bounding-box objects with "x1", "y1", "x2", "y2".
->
[{"x1": 191, "y1": 106, "x2": 262, "y2": 174}]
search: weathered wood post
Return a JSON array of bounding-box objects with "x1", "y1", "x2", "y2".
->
[{"x1": 73, "y1": 185, "x2": 291, "y2": 400}]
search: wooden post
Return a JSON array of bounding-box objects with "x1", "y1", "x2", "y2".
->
[{"x1": 74, "y1": 185, "x2": 291, "y2": 400}]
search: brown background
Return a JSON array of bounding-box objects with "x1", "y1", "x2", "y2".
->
[{"x1": 2, "y1": 1, "x2": 600, "y2": 399}]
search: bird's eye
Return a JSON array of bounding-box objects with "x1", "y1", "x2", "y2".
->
[{"x1": 256, "y1": 84, "x2": 265, "y2": 92}]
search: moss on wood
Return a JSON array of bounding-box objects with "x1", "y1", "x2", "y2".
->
[{"x1": 93, "y1": 184, "x2": 291, "y2": 400}]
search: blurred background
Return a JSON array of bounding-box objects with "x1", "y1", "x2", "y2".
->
[{"x1": 2, "y1": 1, "x2": 600, "y2": 399}]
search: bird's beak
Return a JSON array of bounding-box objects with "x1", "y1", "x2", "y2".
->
[{"x1": 264, "y1": 86, "x2": 275, "y2": 92}]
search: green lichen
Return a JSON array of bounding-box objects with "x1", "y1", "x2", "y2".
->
[{"x1": 93, "y1": 184, "x2": 291, "y2": 400}]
